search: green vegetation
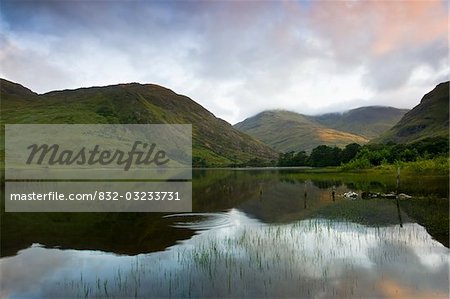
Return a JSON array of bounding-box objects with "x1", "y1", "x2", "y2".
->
[
  {"x1": 278, "y1": 143, "x2": 361, "y2": 167},
  {"x1": 310, "y1": 198, "x2": 411, "y2": 226},
  {"x1": 400, "y1": 156, "x2": 449, "y2": 174},
  {"x1": 375, "y1": 81, "x2": 449, "y2": 144},
  {"x1": 340, "y1": 137, "x2": 449, "y2": 173},
  {"x1": 2, "y1": 168, "x2": 448, "y2": 257},
  {"x1": 0, "y1": 79, "x2": 277, "y2": 167},
  {"x1": 277, "y1": 137, "x2": 448, "y2": 174},
  {"x1": 235, "y1": 82, "x2": 448, "y2": 168},
  {"x1": 400, "y1": 197, "x2": 449, "y2": 247},
  {"x1": 234, "y1": 107, "x2": 408, "y2": 153},
  {"x1": 313, "y1": 106, "x2": 408, "y2": 140},
  {"x1": 234, "y1": 110, "x2": 369, "y2": 153},
  {"x1": 311, "y1": 197, "x2": 448, "y2": 247}
]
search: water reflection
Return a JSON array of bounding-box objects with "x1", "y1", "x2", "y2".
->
[
  {"x1": 2, "y1": 170, "x2": 448, "y2": 257},
  {"x1": 1, "y1": 209, "x2": 448, "y2": 298},
  {"x1": 1, "y1": 169, "x2": 448, "y2": 298}
]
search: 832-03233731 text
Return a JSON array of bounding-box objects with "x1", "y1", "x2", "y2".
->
[
  {"x1": 9, "y1": 191, "x2": 182, "y2": 201},
  {"x1": 5, "y1": 182, "x2": 191, "y2": 212}
]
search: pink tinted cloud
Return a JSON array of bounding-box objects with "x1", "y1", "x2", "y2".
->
[
  {"x1": 307, "y1": 1, "x2": 448, "y2": 58},
  {"x1": 370, "y1": 1, "x2": 448, "y2": 55}
]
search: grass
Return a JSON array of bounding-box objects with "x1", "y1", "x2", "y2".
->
[
  {"x1": 399, "y1": 197, "x2": 449, "y2": 247},
  {"x1": 401, "y1": 156, "x2": 449, "y2": 174},
  {"x1": 339, "y1": 154, "x2": 449, "y2": 175},
  {"x1": 313, "y1": 107, "x2": 408, "y2": 139},
  {"x1": 309, "y1": 198, "x2": 410, "y2": 226},
  {"x1": 234, "y1": 110, "x2": 369, "y2": 153},
  {"x1": 1, "y1": 165, "x2": 448, "y2": 297},
  {"x1": 375, "y1": 81, "x2": 449, "y2": 144},
  {"x1": 1, "y1": 79, "x2": 277, "y2": 167},
  {"x1": 339, "y1": 157, "x2": 449, "y2": 176},
  {"x1": 20, "y1": 215, "x2": 449, "y2": 298},
  {"x1": 308, "y1": 196, "x2": 447, "y2": 248}
]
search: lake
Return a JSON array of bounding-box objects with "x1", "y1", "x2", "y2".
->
[{"x1": 1, "y1": 169, "x2": 449, "y2": 298}]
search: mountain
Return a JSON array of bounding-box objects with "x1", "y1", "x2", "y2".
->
[
  {"x1": 234, "y1": 106, "x2": 408, "y2": 153},
  {"x1": 0, "y1": 79, "x2": 277, "y2": 166},
  {"x1": 375, "y1": 82, "x2": 449, "y2": 144},
  {"x1": 312, "y1": 106, "x2": 408, "y2": 140},
  {"x1": 234, "y1": 110, "x2": 369, "y2": 153}
]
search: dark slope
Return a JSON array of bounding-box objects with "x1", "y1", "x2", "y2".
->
[
  {"x1": 234, "y1": 110, "x2": 368, "y2": 152},
  {"x1": 0, "y1": 79, "x2": 277, "y2": 166},
  {"x1": 312, "y1": 106, "x2": 408, "y2": 140},
  {"x1": 375, "y1": 82, "x2": 449, "y2": 144}
]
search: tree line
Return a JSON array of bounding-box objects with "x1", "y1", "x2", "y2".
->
[
  {"x1": 277, "y1": 136, "x2": 448, "y2": 168},
  {"x1": 192, "y1": 136, "x2": 448, "y2": 168}
]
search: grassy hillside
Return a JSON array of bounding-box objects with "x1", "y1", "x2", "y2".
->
[
  {"x1": 312, "y1": 106, "x2": 408, "y2": 140},
  {"x1": 0, "y1": 79, "x2": 277, "y2": 166},
  {"x1": 375, "y1": 82, "x2": 449, "y2": 144},
  {"x1": 234, "y1": 110, "x2": 368, "y2": 152}
]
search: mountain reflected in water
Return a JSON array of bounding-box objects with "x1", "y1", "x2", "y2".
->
[
  {"x1": 1, "y1": 209, "x2": 448, "y2": 298},
  {"x1": 1, "y1": 169, "x2": 448, "y2": 298}
]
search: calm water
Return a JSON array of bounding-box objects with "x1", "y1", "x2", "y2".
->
[{"x1": 1, "y1": 169, "x2": 449, "y2": 298}]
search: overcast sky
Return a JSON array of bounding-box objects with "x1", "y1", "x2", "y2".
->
[{"x1": 1, "y1": 1, "x2": 448, "y2": 124}]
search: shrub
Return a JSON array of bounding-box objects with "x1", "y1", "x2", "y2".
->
[{"x1": 340, "y1": 157, "x2": 372, "y2": 171}]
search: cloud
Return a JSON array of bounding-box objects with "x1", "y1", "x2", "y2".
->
[
  {"x1": 0, "y1": 33, "x2": 74, "y2": 89},
  {"x1": 306, "y1": 1, "x2": 449, "y2": 91},
  {"x1": 0, "y1": 1, "x2": 448, "y2": 124}
]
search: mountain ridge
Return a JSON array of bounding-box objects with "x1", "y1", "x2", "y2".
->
[
  {"x1": 0, "y1": 79, "x2": 277, "y2": 166},
  {"x1": 374, "y1": 81, "x2": 449, "y2": 144},
  {"x1": 234, "y1": 106, "x2": 408, "y2": 152},
  {"x1": 311, "y1": 106, "x2": 409, "y2": 139}
]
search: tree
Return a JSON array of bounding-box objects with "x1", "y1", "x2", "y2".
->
[
  {"x1": 192, "y1": 156, "x2": 208, "y2": 168},
  {"x1": 278, "y1": 151, "x2": 296, "y2": 166},
  {"x1": 309, "y1": 145, "x2": 342, "y2": 167},
  {"x1": 340, "y1": 143, "x2": 361, "y2": 163},
  {"x1": 293, "y1": 151, "x2": 309, "y2": 166}
]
